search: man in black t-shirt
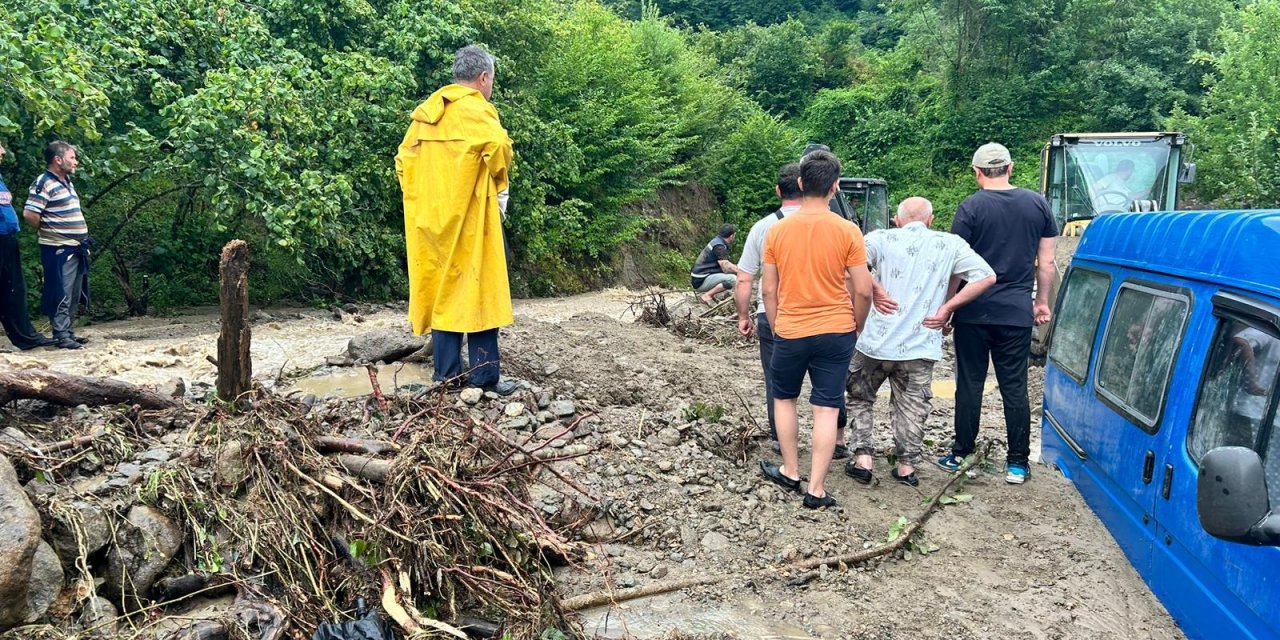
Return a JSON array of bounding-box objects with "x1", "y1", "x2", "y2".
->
[
  {"x1": 690, "y1": 224, "x2": 739, "y2": 305},
  {"x1": 937, "y1": 142, "x2": 1058, "y2": 485}
]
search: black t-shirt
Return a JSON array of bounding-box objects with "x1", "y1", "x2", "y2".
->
[{"x1": 950, "y1": 188, "x2": 1058, "y2": 327}]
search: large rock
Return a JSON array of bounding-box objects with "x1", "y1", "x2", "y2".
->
[
  {"x1": 78, "y1": 597, "x2": 118, "y2": 638},
  {"x1": 104, "y1": 506, "x2": 183, "y2": 609},
  {"x1": 346, "y1": 329, "x2": 427, "y2": 365},
  {"x1": 22, "y1": 541, "x2": 62, "y2": 623},
  {"x1": 49, "y1": 500, "x2": 112, "y2": 564},
  {"x1": 0, "y1": 454, "x2": 41, "y2": 630}
]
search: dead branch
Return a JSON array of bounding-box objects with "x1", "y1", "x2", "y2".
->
[
  {"x1": 562, "y1": 575, "x2": 722, "y2": 611},
  {"x1": 698, "y1": 296, "x2": 734, "y2": 318},
  {"x1": 0, "y1": 369, "x2": 180, "y2": 409},
  {"x1": 784, "y1": 440, "x2": 996, "y2": 582},
  {"x1": 366, "y1": 364, "x2": 388, "y2": 412},
  {"x1": 314, "y1": 436, "x2": 398, "y2": 456},
  {"x1": 333, "y1": 453, "x2": 392, "y2": 483}
]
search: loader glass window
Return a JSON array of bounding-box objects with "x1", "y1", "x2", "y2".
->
[
  {"x1": 865, "y1": 188, "x2": 890, "y2": 232},
  {"x1": 1063, "y1": 141, "x2": 1172, "y2": 221},
  {"x1": 1096, "y1": 284, "x2": 1189, "y2": 431},
  {"x1": 1048, "y1": 269, "x2": 1111, "y2": 382}
]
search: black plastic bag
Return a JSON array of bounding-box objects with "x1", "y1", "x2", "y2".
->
[{"x1": 312, "y1": 599, "x2": 396, "y2": 640}]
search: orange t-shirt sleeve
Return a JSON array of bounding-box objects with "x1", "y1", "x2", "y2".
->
[{"x1": 845, "y1": 224, "x2": 867, "y2": 267}]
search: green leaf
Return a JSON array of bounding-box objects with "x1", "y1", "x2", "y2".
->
[{"x1": 886, "y1": 516, "x2": 909, "y2": 543}]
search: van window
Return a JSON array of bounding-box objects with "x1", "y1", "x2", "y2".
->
[
  {"x1": 1096, "y1": 284, "x2": 1189, "y2": 430},
  {"x1": 1189, "y1": 320, "x2": 1280, "y2": 458},
  {"x1": 1189, "y1": 317, "x2": 1280, "y2": 509},
  {"x1": 1048, "y1": 268, "x2": 1110, "y2": 381}
]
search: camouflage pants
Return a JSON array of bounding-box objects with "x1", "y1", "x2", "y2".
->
[{"x1": 846, "y1": 352, "x2": 935, "y2": 466}]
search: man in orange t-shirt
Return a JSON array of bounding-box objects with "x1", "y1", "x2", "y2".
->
[{"x1": 760, "y1": 150, "x2": 872, "y2": 509}]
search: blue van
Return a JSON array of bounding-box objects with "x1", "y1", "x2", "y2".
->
[{"x1": 1042, "y1": 210, "x2": 1280, "y2": 640}]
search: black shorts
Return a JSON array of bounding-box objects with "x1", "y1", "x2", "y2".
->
[{"x1": 770, "y1": 330, "x2": 856, "y2": 408}]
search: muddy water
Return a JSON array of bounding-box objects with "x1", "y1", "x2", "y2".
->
[
  {"x1": 289, "y1": 362, "x2": 435, "y2": 399},
  {"x1": 580, "y1": 594, "x2": 816, "y2": 639}
]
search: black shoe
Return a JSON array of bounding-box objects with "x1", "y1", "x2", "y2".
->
[
  {"x1": 55, "y1": 338, "x2": 82, "y2": 350},
  {"x1": 802, "y1": 492, "x2": 838, "y2": 509},
  {"x1": 17, "y1": 336, "x2": 55, "y2": 350},
  {"x1": 759, "y1": 461, "x2": 801, "y2": 494},
  {"x1": 480, "y1": 379, "x2": 518, "y2": 396},
  {"x1": 890, "y1": 468, "x2": 919, "y2": 487},
  {"x1": 72, "y1": 335, "x2": 89, "y2": 345},
  {"x1": 832, "y1": 444, "x2": 850, "y2": 460},
  {"x1": 844, "y1": 462, "x2": 874, "y2": 485}
]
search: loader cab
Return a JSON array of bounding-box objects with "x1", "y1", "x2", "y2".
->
[
  {"x1": 800, "y1": 143, "x2": 891, "y2": 233},
  {"x1": 1041, "y1": 210, "x2": 1280, "y2": 640},
  {"x1": 833, "y1": 178, "x2": 891, "y2": 233},
  {"x1": 1040, "y1": 132, "x2": 1194, "y2": 235}
]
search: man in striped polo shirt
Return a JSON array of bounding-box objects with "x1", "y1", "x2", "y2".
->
[{"x1": 24, "y1": 141, "x2": 90, "y2": 349}]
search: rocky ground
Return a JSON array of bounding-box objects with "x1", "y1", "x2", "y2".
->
[{"x1": 0, "y1": 290, "x2": 1183, "y2": 639}]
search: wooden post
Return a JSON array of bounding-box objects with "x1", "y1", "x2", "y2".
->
[{"x1": 217, "y1": 240, "x2": 251, "y2": 401}]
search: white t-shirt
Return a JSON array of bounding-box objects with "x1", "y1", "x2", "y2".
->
[
  {"x1": 737, "y1": 204, "x2": 800, "y2": 316},
  {"x1": 857, "y1": 222, "x2": 993, "y2": 362}
]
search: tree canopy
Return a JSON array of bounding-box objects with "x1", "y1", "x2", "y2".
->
[{"x1": 0, "y1": 0, "x2": 1273, "y2": 315}]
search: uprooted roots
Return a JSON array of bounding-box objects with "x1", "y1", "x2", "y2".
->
[
  {"x1": 2, "y1": 391, "x2": 592, "y2": 639},
  {"x1": 630, "y1": 291, "x2": 739, "y2": 344}
]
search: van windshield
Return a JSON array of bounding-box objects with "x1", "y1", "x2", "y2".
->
[{"x1": 1061, "y1": 140, "x2": 1172, "y2": 221}]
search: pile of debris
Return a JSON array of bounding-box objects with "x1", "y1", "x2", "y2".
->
[
  {"x1": 0, "y1": 383, "x2": 597, "y2": 639},
  {"x1": 629, "y1": 291, "x2": 742, "y2": 346}
]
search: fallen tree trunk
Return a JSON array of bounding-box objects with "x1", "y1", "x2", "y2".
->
[{"x1": 0, "y1": 369, "x2": 180, "y2": 409}]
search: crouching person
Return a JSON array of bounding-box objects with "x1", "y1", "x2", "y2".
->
[{"x1": 845, "y1": 197, "x2": 995, "y2": 486}]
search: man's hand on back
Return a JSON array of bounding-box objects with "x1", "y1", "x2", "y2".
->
[{"x1": 872, "y1": 280, "x2": 899, "y2": 315}]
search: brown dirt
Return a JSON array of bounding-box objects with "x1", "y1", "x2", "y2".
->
[{"x1": 0, "y1": 289, "x2": 1182, "y2": 639}]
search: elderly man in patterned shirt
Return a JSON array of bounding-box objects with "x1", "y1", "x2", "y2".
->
[{"x1": 844, "y1": 197, "x2": 996, "y2": 486}]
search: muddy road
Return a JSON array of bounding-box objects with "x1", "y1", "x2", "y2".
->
[{"x1": 0, "y1": 290, "x2": 1181, "y2": 639}]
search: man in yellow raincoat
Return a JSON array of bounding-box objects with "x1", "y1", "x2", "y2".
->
[{"x1": 396, "y1": 45, "x2": 517, "y2": 395}]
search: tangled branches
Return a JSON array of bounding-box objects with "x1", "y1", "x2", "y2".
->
[{"x1": 2, "y1": 389, "x2": 594, "y2": 639}]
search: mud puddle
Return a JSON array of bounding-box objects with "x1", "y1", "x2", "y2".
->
[{"x1": 289, "y1": 362, "x2": 435, "y2": 399}]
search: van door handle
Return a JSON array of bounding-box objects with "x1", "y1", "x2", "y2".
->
[
  {"x1": 1142, "y1": 451, "x2": 1155, "y2": 484},
  {"x1": 1161, "y1": 464, "x2": 1173, "y2": 500}
]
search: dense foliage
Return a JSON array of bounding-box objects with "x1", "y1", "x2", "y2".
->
[{"x1": 0, "y1": 0, "x2": 1275, "y2": 315}]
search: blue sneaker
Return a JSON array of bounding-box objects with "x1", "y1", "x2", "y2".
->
[
  {"x1": 1006, "y1": 463, "x2": 1029, "y2": 484},
  {"x1": 936, "y1": 454, "x2": 963, "y2": 472}
]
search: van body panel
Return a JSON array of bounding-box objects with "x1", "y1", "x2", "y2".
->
[{"x1": 1044, "y1": 210, "x2": 1280, "y2": 640}]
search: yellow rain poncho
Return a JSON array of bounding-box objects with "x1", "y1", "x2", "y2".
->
[{"x1": 395, "y1": 84, "x2": 514, "y2": 335}]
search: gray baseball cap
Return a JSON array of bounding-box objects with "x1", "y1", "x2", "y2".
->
[{"x1": 972, "y1": 142, "x2": 1012, "y2": 168}]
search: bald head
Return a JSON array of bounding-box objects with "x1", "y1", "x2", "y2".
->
[{"x1": 895, "y1": 197, "x2": 934, "y2": 227}]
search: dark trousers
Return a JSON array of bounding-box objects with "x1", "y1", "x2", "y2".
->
[
  {"x1": 952, "y1": 322, "x2": 1033, "y2": 466},
  {"x1": 47, "y1": 249, "x2": 84, "y2": 340},
  {"x1": 0, "y1": 234, "x2": 45, "y2": 349},
  {"x1": 757, "y1": 312, "x2": 848, "y2": 440},
  {"x1": 432, "y1": 328, "x2": 500, "y2": 387}
]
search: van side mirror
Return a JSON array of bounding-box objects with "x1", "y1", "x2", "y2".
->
[
  {"x1": 1178, "y1": 162, "x2": 1197, "y2": 184},
  {"x1": 1197, "y1": 447, "x2": 1280, "y2": 545}
]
